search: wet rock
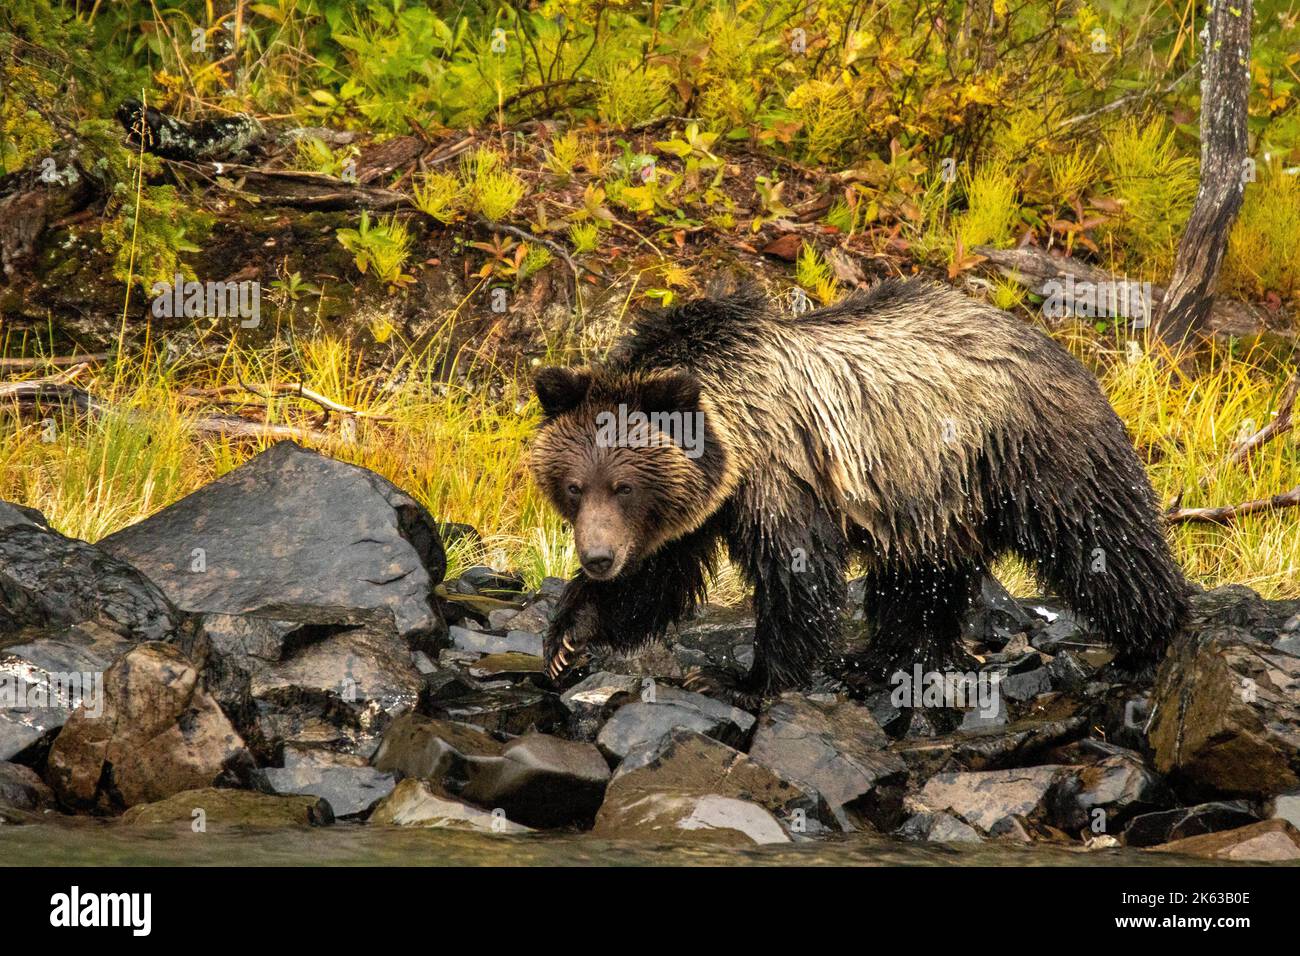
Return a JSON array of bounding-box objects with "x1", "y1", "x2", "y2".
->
[
  {"x1": 259, "y1": 763, "x2": 395, "y2": 818},
  {"x1": 181, "y1": 608, "x2": 425, "y2": 762},
  {"x1": 906, "y1": 765, "x2": 1072, "y2": 835},
  {"x1": 1150, "y1": 819, "x2": 1300, "y2": 862},
  {"x1": 611, "y1": 729, "x2": 823, "y2": 827},
  {"x1": 962, "y1": 575, "x2": 1037, "y2": 648},
  {"x1": 0, "y1": 760, "x2": 53, "y2": 811},
  {"x1": 368, "y1": 778, "x2": 531, "y2": 832},
  {"x1": 46, "y1": 642, "x2": 250, "y2": 811},
  {"x1": 999, "y1": 668, "x2": 1052, "y2": 702},
  {"x1": 594, "y1": 730, "x2": 803, "y2": 844},
  {"x1": 1044, "y1": 651, "x2": 1094, "y2": 692},
  {"x1": 559, "y1": 672, "x2": 643, "y2": 741},
  {"x1": 1023, "y1": 599, "x2": 1097, "y2": 655},
  {"x1": 589, "y1": 606, "x2": 755, "y2": 682},
  {"x1": 0, "y1": 621, "x2": 134, "y2": 760},
  {"x1": 896, "y1": 811, "x2": 984, "y2": 844},
  {"x1": 428, "y1": 684, "x2": 564, "y2": 735},
  {"x1": 459, "y1": 566, "x2": 525, "y2": 595},
  {"x1": 371, "y1": 713, "x2": 502, "y2": 782},
  {"x1": 596, "y1": 792, "x2": 790, "y2": 846},
  {"x1": 892, "y1": 713, "x2": 1089, "y2": 778},
  {"x1": 595, "y1": 685, "x2": 756, "y2": 761},
  {"x1": 1122, "y1": 800, "x2": 1261, "y2": 847},
  {"x1": 495, "y1": 600, "x2": 552, "y2": 635},
  {"x1": 449, "y1": 625, "x2": 543, "y2": 657},
  {"x1": 0, "y1": 503, "x2": 179, "y2": 640},
  {"x1": 458, "y1": 733, "x2": 610, "y2": 828},
  {"x1": 747, "y1": 693, "x2": 907, "y2": 830},
  {"x1": 120, "y1": 788, "x2": 333, "y2": 827},
  {"x1": 1050, "y1": 750, "x2": 1174, "y2": 833},
  {"x1": 99, "y1": 442, "x2": 447, "y2": 644},
  {"x1": 536, "y1": 577, "x2": 568, "y2": 601},
  {"x1": 1148, "y1": 619, "x2": 1300, "y2": 797}
]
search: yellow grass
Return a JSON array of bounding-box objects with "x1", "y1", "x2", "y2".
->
[{"x1": 1, "y1": 323, "x2": 1296, "y2": 601}]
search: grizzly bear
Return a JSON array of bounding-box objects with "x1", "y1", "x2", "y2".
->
[{"x1": 529, "y1": 278, "x2": 1188, "y2": 699}]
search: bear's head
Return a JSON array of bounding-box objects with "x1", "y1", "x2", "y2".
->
[{"x1": 529, "y1": 366, "x2": 733, "y2": 580}]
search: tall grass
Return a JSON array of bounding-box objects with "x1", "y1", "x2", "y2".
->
[{"x1": 0, "y1": 325, "x2": 1296, "y2": 599}]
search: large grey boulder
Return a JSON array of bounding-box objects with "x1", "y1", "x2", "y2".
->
[{"x1": 99, "y1": 442, "x2": 446, "y2": 644}]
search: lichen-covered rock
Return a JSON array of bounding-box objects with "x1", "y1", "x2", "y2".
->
[
  {"x1": 596, "y1": 729, "x2": 824, "y2": 838},
  {"x1": 1150, "y1": 819, "x2": 1300, "y2": 862},
  {"x1": 368, "y1": 778, "x2": 531, "y2": 832},
  {"x1": 906, "y1": 765, "x2": 1073, "y2": 835},
  {"x1": 46, "y1": 642, "x2": 250, "y2": 811},
  {"x1": 1148, "y1": 611, "x2": 1300, "y2": 797},
  {"x1": 99, "y1": 442, "x2": 447, "y2": 643},
  {"x1": 119, "y1": 787, "x2": 333, "y2": 827}
]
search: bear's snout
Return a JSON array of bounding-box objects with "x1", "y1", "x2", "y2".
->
[{"x1": 580, "y1": 546, "x2": 615, "y2": 577}]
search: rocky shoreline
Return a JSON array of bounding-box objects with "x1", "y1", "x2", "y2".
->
[{"x1": 2, "y1": 441, "x2": 1299, "y2": 862}]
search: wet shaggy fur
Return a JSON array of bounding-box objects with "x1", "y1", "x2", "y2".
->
[{"x1": 530, "y1": 278, "x2": 1190, "y2": 694}]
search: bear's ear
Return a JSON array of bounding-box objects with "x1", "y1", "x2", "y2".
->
[
  {"x1": 534, "y1": 366, "x2": 593, "y2": 417},
  {"x1": 641, "y1": 370, "x2": 701, "y2": 413}
]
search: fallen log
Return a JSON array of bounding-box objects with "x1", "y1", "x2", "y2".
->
[{"x1": 1166, "y1": 486, "x2": 1300, "y2": 525}]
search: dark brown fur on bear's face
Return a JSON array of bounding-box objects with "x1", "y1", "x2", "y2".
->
[{"x1": 530, "y1": 366, "x2": 731, "y2": 581}]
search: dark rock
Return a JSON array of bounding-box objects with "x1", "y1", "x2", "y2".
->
[
  {"x1": 896, "y1": 811, "x2": 984, "y2": 844},
  {"x1": 369, "y1": 778, "x2": 530, "y2": 832},
  {"x1": 559, "y1": 671, "x2": 643, "y2": 741},
  {"x1": 458, "y1": 733, "x2": 610, "y2": 828},
  {"x1": 99, "y1": 442, "x2": 446, "y2": 644},
  {"x1": 0, "y1": 760, "x2": 53, "y2": 811},
  {"x1": 906, "y1": 765, "x2": 1072, "y2": 835},
  {"x1": 428, "y1": 684, "x2": 564, "y2": 735},
  {"x1": 436, "y1": 522, "x2": 482, "y2": 556},
  {"x1": 536, "y1": 577, "x2": 568, "y2": 601},
  {"x1": 449, "y1": 625, "x2": 543, "y2": 657},
  {"x1": 490, "y1": 600, "x2": 551, "y2": 635},
  {"x1": 459, "y1": 566, "x2": 525, "y2": 595},
  {"x1": 1099, "y1": 687, "x2": 1153, "y2": 753},
  {"x1": 595, "y1": 686, "x2": 755, "y2": 761},
  {"x1": 1188, "y1": 584, "x2": 1288, "y2": 636},
  {"x1": 1123, "y1": 800, "x2": 1262, "y2": 847},
  {"x1": 999, "y1": 668, "x2": 1052, "y2": 702},
  {"x1": 185, "y1": 609, "x2": 425, "y2": 762},
  {"x1": 892, "y1": 713, "x2": 1089, "y2": 778},
  {"x1": 1148, "y1": 620, "x2": 1300, "y2": 797},
  {"x1": 0, "y1": 505, "x2": 179, "y2": 640},
  {"x1": 371, "y1": 713, "x2": 502, "y2": 782},
  {"x1": 259, "y1": 763, "x2": 396, "y2": 818},
  {"x1": 47, "y1": 642, "x2": 251, "y2": 810},
  {"x1": 1044, "y1": 650, "x2": 1094, "y2": 692},
  {"x1": 1149, "y1": 819, "x2": 1300, "y2": 862},
  {"x1": 962, "y1": 575, "x2": 1037, "y2": 648},
  {"x1": 0, "y1": 621, "x2": 134, "y2": 760},
  {"x1": 119, "y1": 787, "x2": 333, "y2": 827},
  {"x1": 1023, "y1": 598, "x2": 1098, "y2": 655},
  {"x1": 747, "y1": 693, "x2": 907, "y2": 830}
]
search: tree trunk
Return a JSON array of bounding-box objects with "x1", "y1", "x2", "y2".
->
[{"x1": 1152, "y1": 0, "x2": 1253, "y2": 356}]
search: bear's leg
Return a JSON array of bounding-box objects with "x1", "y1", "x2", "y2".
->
[
  {"x1": 846, "y1": 558, "x2": 983, "y2": 682},
  {"x1": 1005, "y1": 435, "x2": 1189, "y2": 677},
  {"x1": 724, "y1": 497, "x2": 848, "y2": 697},
  {"x1": 543, "y1": 520, "x2": 720, "y2": 681}
]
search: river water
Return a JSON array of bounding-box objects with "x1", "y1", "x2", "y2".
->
[{"x1": 0, "y1": 820, "x2": 1225, "y2": 866}]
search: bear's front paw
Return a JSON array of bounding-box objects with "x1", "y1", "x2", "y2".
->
[{"x1": 543, "y1": 605, "x2": 598, "y2": 682}]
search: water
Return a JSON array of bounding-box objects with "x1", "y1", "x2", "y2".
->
[{"x1": 0, "y1": 818, "x2": 1219, "y2": 866}]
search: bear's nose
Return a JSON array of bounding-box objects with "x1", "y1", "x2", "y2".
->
[{"x1": 581, "y1": 548, "x2": 614, "y2": 576}]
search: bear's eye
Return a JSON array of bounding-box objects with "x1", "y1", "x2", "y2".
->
[
  {"x1": 566, "y1": 483, "x2": 582, "y2": 497},
  {"x1": 614, "y1": 484, "x2": 633, "y2": 497}
]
